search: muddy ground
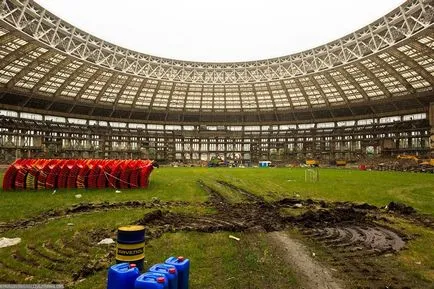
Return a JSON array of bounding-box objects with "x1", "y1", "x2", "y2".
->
[
  {"x1": 1, "y1": 180, "x2": 433, "y2": 288},
  {"x1": 131, "y1": 181, "x2": 433, "y2": 289}
]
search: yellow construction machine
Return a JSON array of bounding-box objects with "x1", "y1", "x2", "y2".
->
[{"x1": 306, "y1": 159, "x2": 319, "y2": 167}]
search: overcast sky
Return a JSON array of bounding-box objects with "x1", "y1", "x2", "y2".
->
[{"x1": 35, "y1": 0, "x2": 404, "y2": 62}]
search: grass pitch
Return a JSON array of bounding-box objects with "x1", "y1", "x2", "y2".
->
[
  {"x1": 0, "y1": 167, "x2": 433, "y2": 288},
  {"x1": 1, "y1": 167, "x2": 433, "y2": 222}
]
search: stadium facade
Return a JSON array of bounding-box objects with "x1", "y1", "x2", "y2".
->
[{"x1": 0, "y1": 0, "x2": 433, "y2": 163}]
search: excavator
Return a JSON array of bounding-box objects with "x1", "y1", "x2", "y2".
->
[{"x1": 397, "y1": 154, "x2": 434, "y2": 172}]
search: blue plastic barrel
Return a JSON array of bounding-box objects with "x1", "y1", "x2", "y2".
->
[
  {"x1": 165, "y1": 256, "x2": 190, "y2": 289},
  {"x1": 116, "y1": 225, "x2": 146, "y2": 271},
  {"x1": 107, "y1": 262, "x2": 140, "y2": 289},
  {"x1": 135, "y1": 272, "x2": 168, "y2": 289},
  {"x1": 149, "y1": 263, "x2": 178, "y2": 289}
]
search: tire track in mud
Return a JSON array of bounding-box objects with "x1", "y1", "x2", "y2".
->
[
  {"x1": 197, "y1": 180, "x2": 229, "y2": 209},
  {"x1": 138, "y1": 181, "x2": 408, "y2": 256},
  {"x1": 0, "y1": 258, "x2": 35, "y2": 280},
  {"x1": 45, "y1": 241, "x2": 77, "y2": 259},
  {"x1": 302, "y1": 225, "x2": 405, "y2": 253},
  {"x1": 131, "y1": 194, "x2": 414, "y2": 288},
  {"x1": 300, "y1": 224, "x2": 429, "y2": 289},
  {"x1": 1, "y1": 229, "x2": 115, "y2": 286},
  {"x1": 134, "y1": 181, "x2": 421, "y2": 289},
  {"x1": 11, "y1": 246, "x2": 65, "y2": 276},
  {"x1": 215, "y1": 180, "x2": 265, "y2": 203},
  {"x1": 27, "y1": 245, "x2": 68, "y2": 267}
]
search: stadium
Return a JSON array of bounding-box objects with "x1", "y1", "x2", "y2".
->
[{"x1": 0, "y1": 0, "x2": 433, "y2": 288}]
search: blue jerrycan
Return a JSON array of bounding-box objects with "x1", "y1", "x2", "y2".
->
[
  {"x1": 107, "y1": 262, "x2": 140, "y2": 289},
  {"x1": 135, "y1": 272, "x2": 168, "y2": 289},
  {"x1": 165, "y1": 256, "x2": 190, "y2": 289},
  {"x1": 148, "y1": 263, "x2": 178, "y2": 289}
]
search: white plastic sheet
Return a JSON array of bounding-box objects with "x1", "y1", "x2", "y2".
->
[{"x1": 0, "y1": 237, "x2": 21, "y2": 248}]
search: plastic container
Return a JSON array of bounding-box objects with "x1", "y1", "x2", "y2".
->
[
  {"x1": 107, "y1": 262, "x2": 140, "y2": 289},
  {"x1": 149, "y1": 263, "x2": 178, "y2": 289},
  {"x1": 165, "y1": 256, "x2": 190, "y2": 289},
  {"x1": 116, "y1": 225, "x2": 146, "y2": 271},
  {"x1": 135, "y1": 272, "x2": 168, "y2": 289}
]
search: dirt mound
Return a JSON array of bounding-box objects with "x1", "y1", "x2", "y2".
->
[
  {"x1": 131, "y1": 198, "x2": 410, "y2": 289},
  {"x1": 293, "y1": 208, "x2": 368, "y2": 228},
  {"x1": 141, "y1": 211, "x2": 246, "y2": 232},
  {"x1": 137, "y1": 209, "x2": 164, "y2": 224},
  {"x1": 387, "y1": 201, "x2": 416, "y2": 215},
  {"x1": 133, "y1": 183, "x2": 405, "y2": 254},
  {"x1": 276, "y1": 197, "x2": 303, "y2": 206},
  {"x1": 0, "y1": 200, "x2": 196, "y2": 233},
  {"x1": 352, "y1": 203, "x2": 378, "y2": 210},
  {"x1": 278, "y1": 197, "x2": 318, "y2": 206},
  {"x1": 136, "y1": 206, "x2": 284, "y2": 237}
]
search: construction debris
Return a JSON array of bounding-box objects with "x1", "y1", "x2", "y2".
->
[{"x1": 0, "y1": 237, "x2": 21, "y2": 248}]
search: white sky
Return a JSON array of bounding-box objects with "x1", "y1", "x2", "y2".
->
[{"x1": 35, "y1": 0, "x2": 404, "y2": 63}]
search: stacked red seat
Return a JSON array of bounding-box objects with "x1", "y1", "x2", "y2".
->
[
  {"x1": 26, "y1": 164, "x2": 39, "y2": 190},
  {"x1": 2, "y1": 159, "x2": 155, "y2": 190},
  {"x1": 36, "y1": 159, "x2": 54, "y2": 190},
  {"x1": 66, "y1": 162, "x2": 80, "y2": 189},
  {"x1": 2, "y1": 159, "x2": 28, "y2": 190},
  {"x1": 57, "y1": 160, "x2": 72, "y2": 189},
  {"x1": 97, "y1": 164, "x2": 110, "y2": 189},
  {"x1": 129, "y1": 160, "x2": 141, "y2": 188},
  {"x1": 14, "y1": 165, "x2": 29, "y2": 190},
  {"x1": 46, "y1": 160, "x2": 64, "y2": 189},
  {"x1": 87, "y1": 161, "x2": 102, "y2": 189},
  {"x1": 108, "y1": 162, "x2": 122, "y2": 189},
  {"x1": 139, "y1": 161, "x2": 154, "y2": 188},
  {"x1": 119, "y1": 160, "x2": 133, "y2": 189},
  {"x1": 2, "y1": 160, "x2": 20, "y2": 190},
  {"x1": 77, "y1": 162, "x2": 92, "y2": 189}
]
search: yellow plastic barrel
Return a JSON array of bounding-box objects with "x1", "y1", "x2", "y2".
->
[{"x1": 116, "y1": 225, "x2": 145, "y2": 271}]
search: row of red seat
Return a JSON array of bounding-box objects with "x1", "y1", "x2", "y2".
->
[{"x1": 2, "y1": 159, "x2": 155, "y2": 191}]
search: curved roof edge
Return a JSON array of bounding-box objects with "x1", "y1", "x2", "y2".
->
[{"x1": 0, "y1": 0, "x2": 433, "y2": 83}]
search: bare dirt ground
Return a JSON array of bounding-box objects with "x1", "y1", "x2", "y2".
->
[{"x1": 268, "y1": 231, "x2": 343, "y2": 289}]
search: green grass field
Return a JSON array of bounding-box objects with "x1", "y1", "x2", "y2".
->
[
  {"x1": 0, "y1": 167, "x2": 433, "y2": 288},
  {"x1": 1, "y1": 168, "x2": 433, "y2": 222}
]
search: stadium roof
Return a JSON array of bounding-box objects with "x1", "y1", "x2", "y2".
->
[
  {"x1": 0, "y1": 0, "x2": 433, "y2": 124},
  {"x1": 33, "y1": 0, "x2": 405, "y2": 62}
]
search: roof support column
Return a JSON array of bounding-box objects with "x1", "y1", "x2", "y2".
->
[{"x1": 429, "y1": 102, "x2": 434, "y2": 157}]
